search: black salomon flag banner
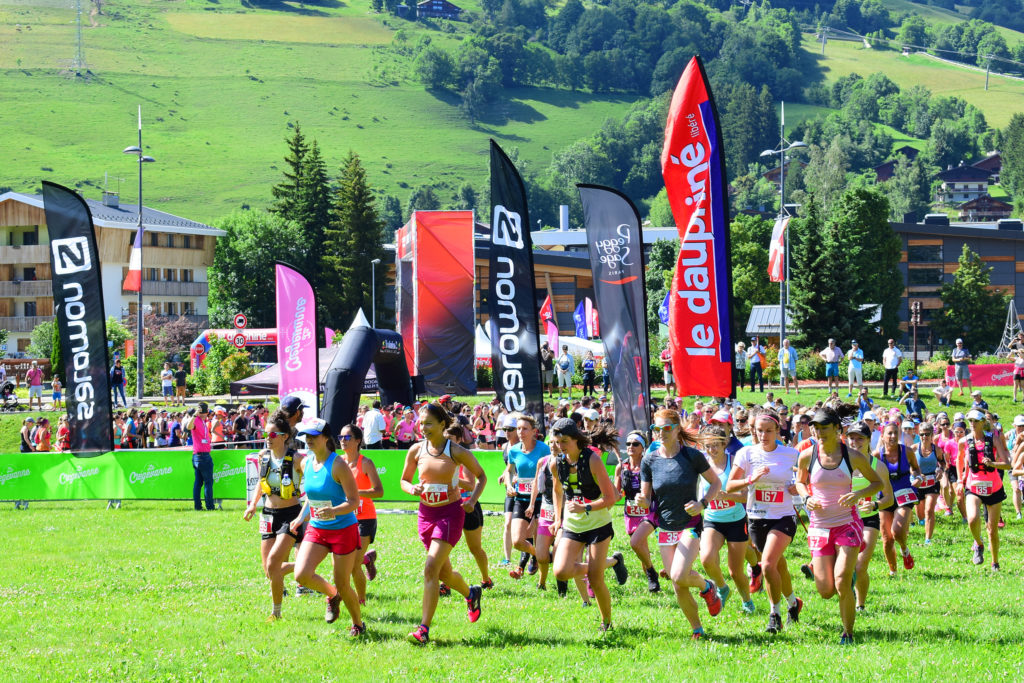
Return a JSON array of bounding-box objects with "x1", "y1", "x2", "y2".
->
[
  {"x1": 578, "y1": 185, "x2": 651, "y2": 441},
  {"x1": 43, "y1": 182, "x2": 113, "y2": 453},
  {"x1": 488, "y1": 140, "x2": 544, "y2": 428}
]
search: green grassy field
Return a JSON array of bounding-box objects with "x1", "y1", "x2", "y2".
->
[
  {"x1": 880, "y1": 0, "x2": 1024, "y2": 44},
  {"x1": 1, "y1": 494, "x2": 1022, "y2": 678},
  {"x1": 0, "y1": 0, "x2": 636, "y2": 223}
]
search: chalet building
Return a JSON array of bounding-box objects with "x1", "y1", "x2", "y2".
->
[
  {"x1": 416, "y1": 0, "x2": 463, "y2": 20},
  {"x1": 762, "y1": 159, "x2": 806, "y2": 189},
  {"x1": 0, "y1": 191, "x2": 223, "y2": 356},
  {"x1": 935, "y1": 164, "x2": 992, "y2": 205},
  {"x1": 972, "y1": 152, "x2": 1002, "y2": 184},
  {"x1": 872, "y1": 145, "x2": 919, "y2": 183},
  {"x1": 957, "y1": 195, "x2": 1013, "y2": 222}
]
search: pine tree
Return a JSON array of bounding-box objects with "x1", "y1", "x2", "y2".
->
[
  {"x1": 50, "y1": 320, "x2": 63, "y2": 383},
  {"x1": 321, "y1": 152, "x2": 386, "y2": 330},
  {"x1": 269, "y1": 124, "x2": 309, "y2": 220},
  {"x1": 931, "y1": 244, "x2": 1009, "y2": 350}
]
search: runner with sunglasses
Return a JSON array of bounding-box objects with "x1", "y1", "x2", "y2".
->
[
  {"x1": 876, "y1": 421, "x2": 922, "y2": 577},
  {"x1": 636, "y1": 410, "x2": 723, "y2": 640},
  {"x1": 243, "y1": 413, "x2": 304, "y2": 621},
  {"x1": 726, "y1": 409, "x2": 803, "y2": 634},
  {"x1": 933, "y1": 415, "x2": 962, "y2": 520},
  {"x1": 795, "y1": 407, "x2": 883, "y2": 645},
  {"x1": 914, "y1": 423, "x2": 942, "y2": 545},
  {"x1": 339, "y1": 423, "x2": 384, "y2": 605},
  {"x1": 844, "y1": 421, "x2": 893, "y2": 613},
  {"x1": 506, "y1": 415, "x2": 549, "y2": 580},
  {"x1": 615, "y1": 430, "x2": 661, "y2": 593},
  {"x1": 958, "y1": 410, "x2": 1011, "y2": 569}
]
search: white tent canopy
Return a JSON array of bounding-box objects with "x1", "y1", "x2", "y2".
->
[{"x1": 475, "y1": 325, "x2": 604, "y2": 367}]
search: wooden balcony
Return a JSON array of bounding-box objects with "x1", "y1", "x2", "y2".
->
[
  {"x1": 0, "y1": 315, "x2": 54, "y2": 332},
  {"x1": 0, "y1": 280, "x2": 52, "y2": 297},
  {"x1": 0, "y1": 244, "x2": 48, "y2": 264}
]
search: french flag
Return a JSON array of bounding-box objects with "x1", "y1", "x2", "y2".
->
[{"x1": 123, "y1": 227, "x2": 143, "y2": 292}]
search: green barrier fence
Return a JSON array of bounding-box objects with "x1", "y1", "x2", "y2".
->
[{"x1": 0, "y1": 450, "x2": 620, "y2": 505}]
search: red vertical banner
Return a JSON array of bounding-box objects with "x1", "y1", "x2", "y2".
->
[
  {"x1": 768, "y1": 216, "x2": 789, "y2": 283},
  {"x1": 661, "y1": 56, "x2": 735, "y2": 398},
  {"x1": 396, "y1": 219, "x2": 416, "y2": 375}
]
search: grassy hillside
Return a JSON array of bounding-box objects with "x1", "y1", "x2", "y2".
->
[
  {"x1": 805, "y1": 33, "x2": 1024, "y2": 128},
  {"x1": 880, "y1": 0, "x2": 1024, "y2": 43},
  {"x1": 0, "y1": 0, "x2": 636, "y2": 224}
]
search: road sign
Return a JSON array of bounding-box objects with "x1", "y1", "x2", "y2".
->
[
  {"x1": 233, "y1": 313, "x2": 248, "y2": 330},
  {"x1": 232, "y1": 333, "x2": 246, "y2": 349}
]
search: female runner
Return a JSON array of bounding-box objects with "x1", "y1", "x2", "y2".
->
[
  {"x1": 876, "y1": 421, "x2": 922, "y2": 577},
  {"x1": 845, "y1": 421, "x2": 893, "y2": 613},
  {"x1": 958, "y1": 410, "x2": 1011, "y2": 570},
  {"x1": 697, "y1": 425, "x2": 755, "y2": 615},
  {"x1": 914, "y1": 423, "x2": 942, "y2": 545},
  {"x1": 243, "y1": 413, "x2": 303, "y2": 621},
  {"x1": 795, "y1": 407, "x2": 883, "y2": 645},
  {"x1": 289, "y1": 418, "x2": 364, "y2": 635},
  {"x1": 549, "y1": 418, "x2": 628, "y2": 633},
  {"x1": 636, "y1": 410, "x2": 723, "y2": 639},
  {"x1": 339, "y1": 423, "x2": 384, "y2": 605},
  {"x1": 401, "y1": 402, "x2": 486, "y2": 644},
  {"x1": 506, "y1": 415, "x2": 549, "y2": 580},
  {"x1": 614, "y1": 430, "x2": 661, "y2": 593},
  {"x1": 726, "y1": 409, "x2": 803, "y2": 634}
]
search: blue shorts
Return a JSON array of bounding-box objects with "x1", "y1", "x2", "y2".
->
[
  {"x1": 52, "y1": 392, "x2": 62, "y2": 401},
  {"x1": 825, "y1": 362, "x2": 840, "y2": 377},
  {"x1": 162, "y1": 385, "x2": 174, "y2": 397}
]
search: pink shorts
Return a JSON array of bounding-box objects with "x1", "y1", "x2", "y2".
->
[
  {"x1": 808, "y1": 519, "x2": 864, "y2": 558},
  {"x1": 625, "y1": 508, "x2": 657, "y2": 535},
  {"x1": 305, "y1": 523, "x2": 361, "y2": 556},
  {"x1": 418, "y1": 500, "x2": 465, "y2": 549}
]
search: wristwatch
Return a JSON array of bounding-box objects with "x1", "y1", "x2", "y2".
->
[
  {"x1": 699, "y1": 497, "x2": 708, "y2": 509},
  {"x1": 585, "y1": 504, "x2": 592, "y2": 514}
]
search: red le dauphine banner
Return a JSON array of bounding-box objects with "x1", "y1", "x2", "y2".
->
[{"x1": 660, "y1": 56, "x2": 734, "y2": 398}]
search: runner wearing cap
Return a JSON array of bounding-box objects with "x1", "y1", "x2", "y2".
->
[
  {"x1": 876, "y1": 421, "x2": 922, "y2": 577},
  {"x1": 401, "y1": 402, "x2": 486, "y2": 644},
  {"x1": 957, "y1": 410, "x2": 1011, "y2": 569},
  {"x1": 339, "y1": 423, "x2": 384, "y2": 605},
  {"x1": 614, "y1": 430, "x2": 660, "y2": 593},
  {"x1": 844, "y1": 421, "x2": 894, "y2": 613},
  {"x1": 289, "y1": 418, "x2": 365, "y2": 635},
  {"x1": 795, "y1": 406, "x2": 883, "y2": 645}
]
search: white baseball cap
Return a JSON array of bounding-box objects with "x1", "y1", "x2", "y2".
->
[
  {"x1": 863, "y1": 411, "x2": 878, "y2": 422},
  {"x1": 1013, "y1": 415, "x2": 1024, "y2": 427},
  {"x1": 966, "y1": 409, "x2": 986, "y2": 422}
]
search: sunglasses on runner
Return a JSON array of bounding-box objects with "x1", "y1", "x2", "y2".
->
[
  {"x1": 339, "y1": 434, "x2": 354, "y2": 441},
  {"x1": 264, "y1": 431, "x2": 284, "y2": 439},
  {"x1": 626, "y1": 441, "x2": 643, "y2": 447},
  {"x1": 649, "y1": 424, "x2": 677, "y2": 433}
]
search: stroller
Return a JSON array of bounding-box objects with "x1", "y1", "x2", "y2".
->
[{"x1": 1, "y1": 380, "x2": 18, "y2": 411}]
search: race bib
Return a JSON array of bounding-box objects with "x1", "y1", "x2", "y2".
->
[
  {"x1": 259, "y1": 513, "x2": 273, "y2": 535},
  {"x1": 658, "y1": 530, "x2": 682, "y2": 546},
  {"x1": 921, "y1": 474, "x2": 937, "y2": 488},
  {"x1": 516, "y1": 480, "x2": 534, "y2": 496},
  {"x1": 707, "y1": 498, "x2": 735, "y2": 511},
  {"x1": 357, "y1": 499, "x2": 364, "y2": 515},
  {"x1": 540, "y1": 502, "x2": 555, "y2": 522},
  {"x1": 754, "y1": 484, "x2": 784, "y2": 504},
  {"x1": 570, "y1": 495, "x2": 594, "y2": 506},
  {"x1": 807, "y1": 526, "x2": 830, "y2": 552},
  {"x1": 624, "y1": 499, "x2": 648, "y2": 517},
  {"x1": 969, "y1": 481, "x2": 992, "y2": 496},
  {"x1": 894, "y1": 488, "x2": 918, "y2": 506},
  {"x1": 308, "y1": 498, "x2": 335, "y2": 521},
  {"x1": 421, "y1": 483, "x2": 450, "y2": 505}
]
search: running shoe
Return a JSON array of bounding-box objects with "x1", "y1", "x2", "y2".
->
[
  {"x1": 349, "y1": 623, "x2": 366, "y2": 637},
  {"x1": 998, "y1": 519, "x2": 1005, "y2": 529},
  {"x1": 903, "y1": 553, "x2": 915, "y2": 571},
  {"x1": 265, "y1": 614, "x2": 281, "y2": 623},
  {"x1": 556, "y1": 580, "x2": 568, "y2": 598},
  {"x1": 586, "y1": 579, "x2": 595, "y2": 599},
  {"x1": 691, "y1": 627, "x2": 704, "y2": 641},
  {"x1": 297, "y1": 584, "x2": 315, "y2": 596},
  {"x1": 786, "y1": 597, "x2": 803, "y2": 626},
  {"x1": 599, "y1": 622, "x2": 614, "y2": 634},
  {"x1": 800, "y1": 563, "x2": 813, "y2": 580},
  {"x1": 700, "y1": 580, "x2": 723, "y2": 617},
  {"x1": 611, "y1": 552, "x2": 629, "y2": 586},
  {"x1": 839, "y1": 633, "x2": 854, "y2": 646},
  {"x1": 498, "y1": 559, "x2": 511, "y2": 567},
  {"x1": 992, "y1": 562, "x2": 1000, "y2": 571},
  {"x1": 325, "y1": 593, "x2": 342, "y2": 624},
  {"x1": 466, "y1": 585, "x2": 482, "y2": 623},
  {"x1": 537, "y1": 582, "x2": 546, "y2": 591},
  {"x1": 408, "y1": 625, "x2": 429, "y2": 644},
  {"x1": 527, "y1": 555, "x2": 538, "y2": 575},
  {"x1": 481, "y1": 579, "x2": 494, "y2": 590},
  {"x1": 1017, "y1": 513, "x2": 1022, "y2": 521},
  {"x1": 363, "y1": 549, "x2": 377, "y2": 581},
  {"x1": 718, "y1": 584, "x2": 731, "y2": 610},
  {"x1": 741, "y1": 600, "x2": 756, "y2": 615},
  {"x1": 645, "y1": 566, "x2": 661, "y2": 593},
  {"x1": 659, "y1": 569, "x2": 670, "y2": 579},
  {"x1": 972, "y1": 543, "x2": 984, "y2": 565},
  {"x1": 856, "y1": 605, "x2": 865, "y2": 612},
  {"x1": 439, "y1": 583, "x2": 451, "y2": 597},
  {"x1": 918, "y1": 519, "x2": 925, "y2": 526},
  {"x1": 509, "y1": 567, "x2": 523, "y2": 580},
  {"x1": 749, "y1": 564, "x2": 763, "y2": 594},
  {"x1": 924, "y1": 538, "x2": 932, "y2": 546},
  {"x1": 766, "y1": 612, "x2": 783, "y2": 634}
]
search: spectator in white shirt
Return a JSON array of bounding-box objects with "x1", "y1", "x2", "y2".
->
[
  {"x1": 881, "y1": 339, "x2": 903, "y2": 398},
  {"x1": 362, "y1": 400, "x2": 386, "y2": 448}
]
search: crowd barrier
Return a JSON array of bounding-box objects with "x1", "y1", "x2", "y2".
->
[
  {"x1": 0, "y1": 449, "x2": 617, "y2": 505},
  {"x1": 943, "y1": 363, "x2": 1014, "y2": 387}
]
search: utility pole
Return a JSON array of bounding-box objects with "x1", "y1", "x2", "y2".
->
[
  {"x1": 984, "y1": 54, "x2": 993, "y2": 91},
  {"x1": 910, "y1": 300, "x2": 922, "y2": 374},
  {"x1": 73, "y1": 0, "x2": 86, "y2": 73}
]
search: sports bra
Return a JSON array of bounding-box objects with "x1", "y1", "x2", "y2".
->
[{"x1": 420, "y1": 438, "x2": 460, "y2": 489}]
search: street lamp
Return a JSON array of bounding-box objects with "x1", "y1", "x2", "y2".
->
[
  {"x1": 371, "y1": 258, "x2": 381, "y2": 328},
  {"x1": 123, "y1": 108, "x2": 155, "y2": 405},
  {"x1": 760, "y1": 139, "x2": 807, "y2": 347}
]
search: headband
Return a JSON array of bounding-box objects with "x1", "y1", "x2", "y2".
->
[{"x1": 626, "y1": 432, "x2": 647, "y2": 448}]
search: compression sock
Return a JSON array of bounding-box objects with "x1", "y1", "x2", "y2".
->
[
  {"x1": 786, "y1": 593, "x2": 798, "y2": 607},
  {"x1": 519, "y1": 551, "x2": 529, "y2": 570},
  {"x1": 770, "y1": 601, "x2": 781, "y2": 615},
  {"x1": 272, "y1": 603, "x2": 282, "y2": 617}
]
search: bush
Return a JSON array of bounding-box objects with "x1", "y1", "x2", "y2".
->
[
  {"x1": 861, "y1": 360, "x2": 886, "y2": 382},
  {"x1": 795, "y1": 355, "x2": 825, "y2": 381},
  {"x1": 974, "y1": 354, "x2": 1009, "y2": 365},
  {"x1": 917, "y1": 359, "x2": 948, "y2": 380},
  {"x1": 476, "y1": 366, "x2": 492, "y2": 391},
  {"x1": 122, "y1": 351, "x2": 167, "y2": 396}
]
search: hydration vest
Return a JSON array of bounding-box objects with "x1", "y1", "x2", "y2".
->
[
  {"x1": 966, "y1": 435, "x2": 995, "y2": 475},
  {"x1": 259, "y1": 448, "x2": 297, "y2": 498},
  {"x1": 556, "y1": 447, "x2": 602, "y2": 501}
]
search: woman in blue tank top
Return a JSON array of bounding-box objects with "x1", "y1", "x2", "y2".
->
[
  {"x1": 290, "y1": 418, "x2": 365, "y2": 636},
  {"x1": 875, "y1": 422, "x2": 923, "y2": 578},
  {"x1": 914, "y1": 424, "x2": 941, "y2": 545}
]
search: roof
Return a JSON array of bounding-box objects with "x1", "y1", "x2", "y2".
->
[
  {"x1": 972, "y1": 152, "x2": 1002, "y2": 172},
  {"x1": 745, "y1": 304, "x2": 879, "y2": 338},
  {"x1": 959, "y1": 195, "x2": 1012, "y2": 210},
  {"x1": 936, "y1": 165, "x2": 991, "y2": 182},
  {"x1": 416, "y1": 0, "x2": 462, "y2": 9},
  {"x1": 0, "y1": 191, "x2": 225, "y2": 236},
  {"x1": 892, "y1": 220, "x2": 1024, "y2": 240}
]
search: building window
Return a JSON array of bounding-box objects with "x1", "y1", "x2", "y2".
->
[
  {"x1": 907, "y1": 245, "x2": 942, "y2": 262},
  {"x1": 182, "y1": 301, "x2": 194, "y2": 315},
  {"x1": 182, "y1": 235, "x2": 192, "y2": 249},
  {"x1": 908, "y1": 267, "x2": 943, "y2": 286},
  {"x1": 166, "y1": 234, "x2": 175, "y2": 248},
  {"x1": 23, "y1": 267, "x2": 36, "y2": 281},
  {"x1": 164, "y1": 268, "x2": 177, "y2": 282},
  {"x1": 181, "y1": 269, "x2": 193, "y2": 282},
  {"x1": 24, "y1": 301, "x2": 36, "y2": 317},
  {"x1": 149, "y1": 232, "x2": 159, "y2": 247},
  {"x1": 145, "y1": 268, "x2": 159, "y2": 281},
  {"x1": 165, "y1": 302, "x2": 177, "y2": 316},
  {"x1": 22, "y1": 228, "x2": 39, "y2": 246},
  {"x1": 17, "y1": 339, "x2": 30, "y2": 353}
]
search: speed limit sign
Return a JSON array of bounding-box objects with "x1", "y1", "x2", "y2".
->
[
  {"x1": 232, "y1": 333, "x2": 246, "y2": 349},
  {"x1": 233, "y1": 313, "x2": 248, "y2": 329}
]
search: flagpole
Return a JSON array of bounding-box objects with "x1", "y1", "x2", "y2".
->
[{"x1": 136, "y1": 106, "x2": 144, "y2": 405}]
